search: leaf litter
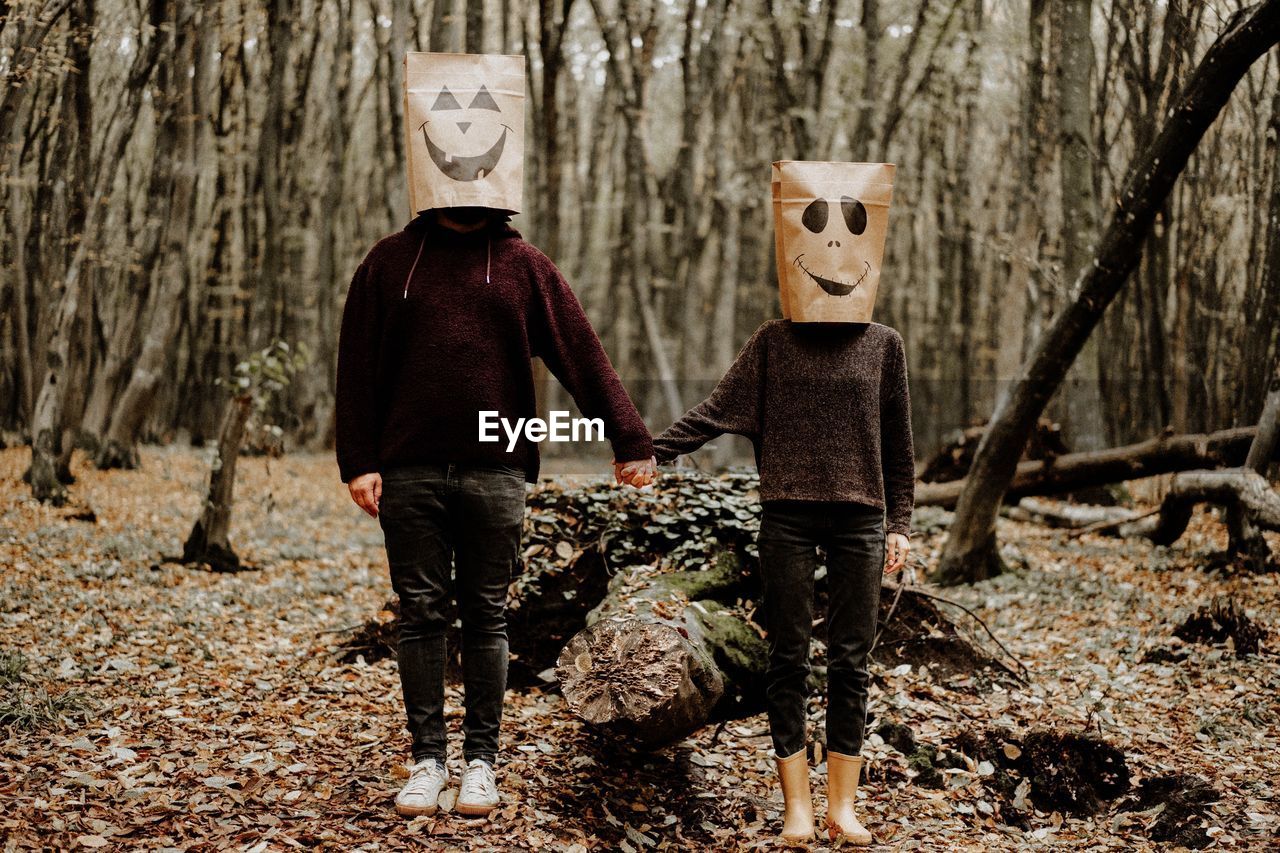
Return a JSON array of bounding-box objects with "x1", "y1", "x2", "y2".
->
[{"x1": 1, "y1": 447, "x2": 1278, "y2": 850}]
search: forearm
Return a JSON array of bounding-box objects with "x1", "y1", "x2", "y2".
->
[
  {"x1": 882, "y1": 443, "x2": 915, "y2": 535},
  {"x1": 589, "y1": 373, "x2": 654, "y2": 462},
  {"x1": 653, "y1": 402, "x2": 736, "y2": 463},
  {"x1": 334, "y1": 262, "x2": 382, "y2": 483},
  {"x1": 335, "y1": 371, "x2": 380, "y2": 483},
  {"x1": 881, "y1": 332, "x2": 915, "y2": 535},
  {"x1": 531, "y1": 256, "x2": 653, "y2": 462},
  {"x1": 655, "y1": 327, "x2": 767, "y2": 463},
  {"x1": 545, "y1": 345, "x2": 652, "y2": 462}
]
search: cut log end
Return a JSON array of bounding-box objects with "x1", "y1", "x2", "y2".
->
[{"x1": 555, "y1": 618, "x2": 724, "y2": 747}]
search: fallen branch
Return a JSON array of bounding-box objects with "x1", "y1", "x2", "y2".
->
[
  {"x1": 1069, "y1": 508, "x2": 1162, "y2": 538},
  {"x1": 1002, "y1": 498, "x2": 1139, "y2": 529},
  {"x1": 918, "y1": 427, "x2": 1267, "y2": 509},
  {"x1": 884, "y1": 582, "x2": 1031, "y2": 684},
  {"x1": 1125, "y1": 467, "x2": 1280, "y2": 547}
]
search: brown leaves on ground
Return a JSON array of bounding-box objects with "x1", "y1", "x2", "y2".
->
[{"x1": 1, "y1": 447, "x2": 1278, "y2": 850}]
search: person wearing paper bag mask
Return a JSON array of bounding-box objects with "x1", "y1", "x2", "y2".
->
[
  {"x1": 654, "y1": 162, "x2": 913, "y2": 846},
  {"x1": 335, "y1": 52, "x2": 656, "y2": 821}
]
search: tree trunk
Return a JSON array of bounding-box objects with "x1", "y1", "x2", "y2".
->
[
  {"x1": 27, "y1": 0, "x2": 94, "y2": 504},
  {"x1": 54, "y1": 0, "x2": 95, "y2": 481},
  {"x1": 1244, "y1": 359, "x2": 1280, "y2": 474},
  {"x1": 533, "y1": 0, "x2": 574, "y2": 260},
  {"x1": 0, "y1": 1, "x2": 72, "y2": 153},
  {"x1": 936, "y1": 0, "x2": 1280, "y2": 585},
  {"x1": 429, "y1": 0, "x2": 459, "y2": 51},
  {"x1": 182, "y1": 392, "x2": 252, "y2": 572},
  {"x1": 1057, "y1": 0, "x2": 1105, "y2": 451},
  {"x1": 97, "y1": 0, "x2": 200, "y2": 469},
  {"x1": 465, "y1": 0, "x2": 483, "y2": 52}
]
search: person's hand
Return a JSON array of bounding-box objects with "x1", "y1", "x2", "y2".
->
[
  {"x1": 613, "y1": 456, "x2": 657, "y2": 488},
  {"x1": 349, "y1": 472, "x2": 382, "y2": 518},
  {"x1": 885, "y1": 533, "x2": 910, "y2": 574}
]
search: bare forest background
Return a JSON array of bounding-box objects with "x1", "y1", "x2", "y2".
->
[{"x1": 3, "y1": 0, "x2": 1280, "y2": 472}]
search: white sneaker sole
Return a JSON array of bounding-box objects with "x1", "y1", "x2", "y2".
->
[
  {"x1": 454, "y1": 799, "x2": 498, "y2": 817},
  {"x1": 395, "y1": 799, "x2": 440, "y2": 817}
]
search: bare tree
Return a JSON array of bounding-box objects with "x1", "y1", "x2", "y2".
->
[{"x1": 935, "y1": 0, "x2": 1280, "y2": 585}]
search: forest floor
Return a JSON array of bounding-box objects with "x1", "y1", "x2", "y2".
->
[{"x1": 1, "y1": 446, "x2": 1278, "y2": 851}]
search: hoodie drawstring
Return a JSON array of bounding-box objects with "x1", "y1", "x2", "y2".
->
[
  {"x1": 403, "y1": 228, "x2": 493, "y2": 298},
  {"x1": 403, "y1": 234, "x2": 427, "y2": 299}
]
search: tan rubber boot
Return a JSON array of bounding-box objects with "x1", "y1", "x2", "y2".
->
[
  {"x1": 825, "y1": 751, "x2": 872, "y2": 845},
  {"x1": 775, "y1": 748, "x2": 815, "y2": 844}
]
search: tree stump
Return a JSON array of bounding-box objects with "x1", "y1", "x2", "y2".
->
[{"x1": 182, "y1": 392, "x2": 252, "y2": 572}]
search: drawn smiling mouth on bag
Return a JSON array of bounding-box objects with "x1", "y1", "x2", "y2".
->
[
  {"x1": 420, "y1": 123, "x2": 511, "y2": 182},
  {"x1": 793, "y1": 255, "x2": 871, "y2": 297}
]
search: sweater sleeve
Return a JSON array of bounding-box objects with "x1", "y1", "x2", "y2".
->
[
  {"x1": 653, "y1": 326, "x2": 766, "y2": 463},
  {"x1": 528, "y1": 254, "x2": 654, "y2": 463},
  {"x1": 335, "y1": 260, "x2": 383, "y2": 484},
  {"x1": 880, "y1": 330, "x2": 915, "y2": 535}
]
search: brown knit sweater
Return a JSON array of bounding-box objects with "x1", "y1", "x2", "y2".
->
[{"x1": 653, "y1": 320, "x2": 915, "y2": 535}]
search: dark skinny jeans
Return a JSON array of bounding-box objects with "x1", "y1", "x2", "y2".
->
[
  {"x1": 758, "y1": 500, "x2": 885, "y2": 759},
  {"x1": 377, "y1": 462, "x2": 526, "y2": 765}
]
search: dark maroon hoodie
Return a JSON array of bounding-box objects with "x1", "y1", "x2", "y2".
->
[{"x1": 335, "y1": 214, "x2": 653, "y2": 483}]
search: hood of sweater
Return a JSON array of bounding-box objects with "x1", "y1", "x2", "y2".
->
[
  {"x1": 404, "y1": 211, "x2": 523, "y2": 244},
  {"x1": 400, "y1": 212, "x2": 523, "y2": 296}
]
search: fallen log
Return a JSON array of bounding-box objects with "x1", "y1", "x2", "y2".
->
[
  {"x1": 917, "y1": 427, "x2": 1266, "y2": 509},
  {"x1": 335, "y1": 472, "x2": 765, "y2": 681},
  {"x1": 997, "y1": 470, "x2": 1280, "y2": 566},
  {"x1": 554, "y1": 551, "x2": 758, "y2": 747},
  {"x1": 556, "y1": 553, "x2": 1009, "y2": 748},
  {"x1": 1126, "y1": 467, "x2": 1280, "y2": 547},
  {"x1": 1002, "y1": 497, "x2": 1140, "y2": 529},
  {"x1": 334, "y1": 471, "x2": 1009, "y2": 747},
  {"x1": 918, "y1": 418, "x2": 1069, "y2": 483}
]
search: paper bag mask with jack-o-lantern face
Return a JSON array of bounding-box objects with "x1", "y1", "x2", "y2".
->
[
  {"x1": 773, "y1": 161, "x2": 895, "y2": 323},
  {"x1": 404, "y1": 52, "x2": 525, "y2": 215}
]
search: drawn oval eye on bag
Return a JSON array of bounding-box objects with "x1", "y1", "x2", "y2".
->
[
  {"x1": 802, "y1": 198, "x2": 829, "y2": 233},
  {"x1": 842, "y1": 197, "x2": 867, "y2": 235}
]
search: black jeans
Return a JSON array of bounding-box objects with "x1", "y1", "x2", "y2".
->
[
  {"x1": 758, "y1": 500, "x2": 885, "y2": 759},
  {"x1": 377, "y1": 462, "x2": 526, "y2": 765}
]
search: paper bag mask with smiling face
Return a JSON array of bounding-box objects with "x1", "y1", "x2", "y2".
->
[
  {"x1": 404, "y1": 52, "x2": 525, "y2": 215},
  {"x1": 773, "y1": 161, "x2": 895, "y2": 323}
]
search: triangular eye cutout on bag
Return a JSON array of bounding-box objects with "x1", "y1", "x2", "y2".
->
[
  {"x1": 772, "y1": 161, "x2": 895, "y2": 323},
  {"x1": 403, "y1": 52, "x2": 526, "y2": 215}
]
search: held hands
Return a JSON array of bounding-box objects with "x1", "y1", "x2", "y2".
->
[
  {"x1": 884, "y1": 532, "x2": 910, "y2": 574},
  {"x1": 349, "y1": 472, "x2": 382, "y2": 518},
  {"x1": 613, "y1": 456, "x2": 658, "y2": 488}
]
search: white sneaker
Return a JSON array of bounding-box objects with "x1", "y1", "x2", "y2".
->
[
  {"x1": 395, "y1": 757, "x2": 449, "y2": 817},
  {"x1": 455, "y1": 758, "x2": 499, "y2": 816}
]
